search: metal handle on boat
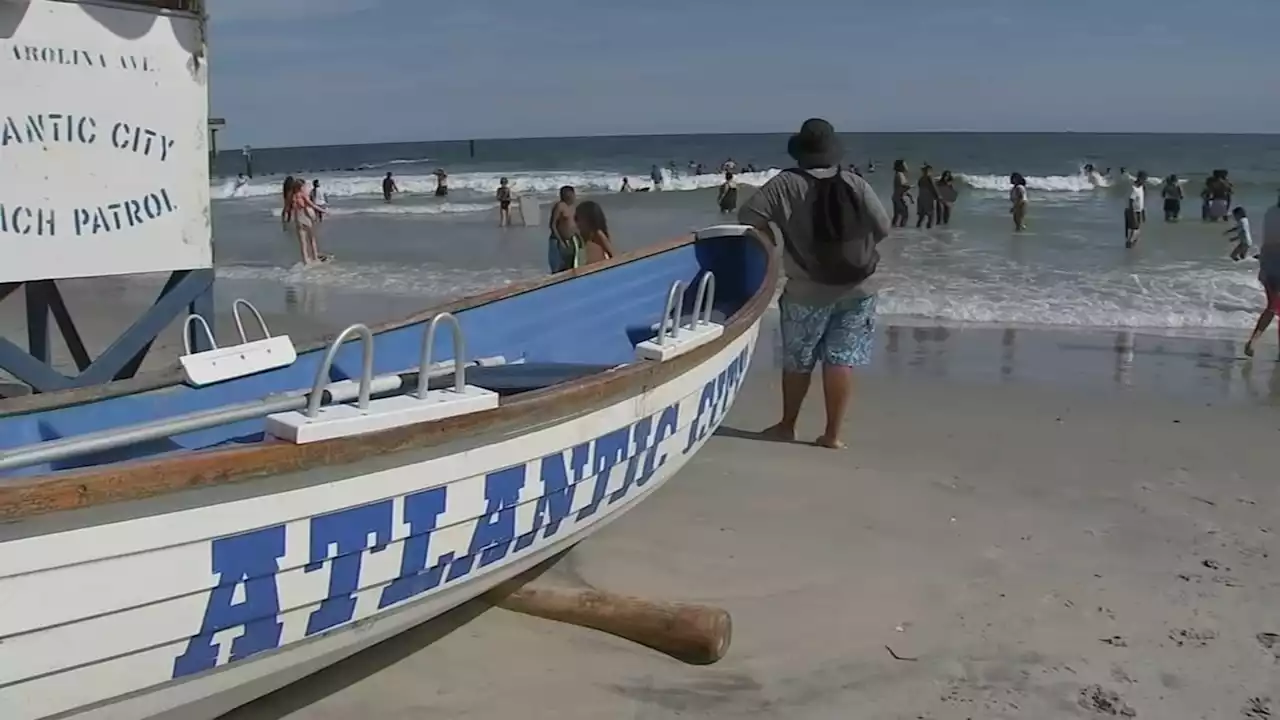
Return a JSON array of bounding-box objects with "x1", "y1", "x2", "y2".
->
[
  {"x1": 0, "y1": 393, "x2": 307, "y2": 474},
  {"x1": 691, "y1": 272, "x2": 716, "y2": 328},
  {"x1": 657, "y1": 281, "x2": 685, "y2": 347},
  {"x1": 182, "y1": 314, "x2": 217, "y2": 355},
  {"x1": 417, "y1": 313, "x2": 467, "y2": 398},
  {"x1": 232, "y1": 298, "x2": 272, "y2": 344},
  {"x1": 306, "y1": 324, "x2": 375, "y2": 418}
]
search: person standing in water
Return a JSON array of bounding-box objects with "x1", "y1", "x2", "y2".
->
[
  {"x1": 891, "y1": 159, "x2": 913, "y2": 228},
  {"x1": 281, "y1": 175, "x2": 296, "y2": 230},
  {"x1": 1009, "y1": 173, "x2": 1029, "y2": 231},
  {"x1": 575, "y1": 201, "x2": 617, "y2": 265},
  {"x1": 717, "y1": 171, "x2": 739, "y2": 213},
  {"x1": 310, "y1": 179, "x2": 328, "y2": 222},
  {"x1": 620, "y1": 177, "x2": 633, "y2": 192},
  {"x1": 936, "y1": 170, "x2": 958, "y2": 226},
  {"x1": 1124, "y1": 171, "x2": 1148, "y2": 248},
  {"x1": 433, "y1": 168, "x2": 449, "y2": 197},
  {"x1": 1245, "y1": 190, "x2": 1280, "y2": 358},
  {"x1": 915, "y1": 164, "x2": 939, "y2": 229},
  {"x1": 496, "y1": 177, "x2": 513, "y2": 226},
  {"x1": 382, "y1": 172, "x2": 398, "y2": 203},
  {"x1": 649, "y1": 164, "x2": 664, "y2": 190},
  {"x1": 1226, "y1": 207, "x2": 1254, "y2": 261},
  {"x1": 1161, "y1": 175, "x2": 1183, "y2": 222},
  {"x1": 548, "y1": 185, "x2": 581, "y2": 273},
  {"x1": 288, "y1": 178, "x2": 329, "y2": 265}
]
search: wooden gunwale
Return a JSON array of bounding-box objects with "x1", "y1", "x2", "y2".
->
[{"x1": 0, "y1": 232, "x2": 777, "y2": 522}]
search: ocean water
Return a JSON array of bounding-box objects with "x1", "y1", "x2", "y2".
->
[{"x1": 210, "y1": 132, "x2": 1280, "y2": 338}]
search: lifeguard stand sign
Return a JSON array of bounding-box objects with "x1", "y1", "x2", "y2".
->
[{"x1": 0, "y1": 0, "x2": 214, "y2": 394}]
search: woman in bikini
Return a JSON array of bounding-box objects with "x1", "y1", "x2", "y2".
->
[
  {"x1": 288, "y1": 178, "x2": 329, "y2": 265},
  {"x1": 574, "y1": 201, "x2": 617, "y2": 265}
]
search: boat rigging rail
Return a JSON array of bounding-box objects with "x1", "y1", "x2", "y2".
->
[
  {"x1": 0, "y1": 314, "x2": 498, "y2": 473},
  {"x1": 636, "y1": 272, "x2": 723, "y2": 362}
]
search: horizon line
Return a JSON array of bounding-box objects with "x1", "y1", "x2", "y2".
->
[{"x1": 218, "y1": 129, "x2": 1280, "y2": 153}]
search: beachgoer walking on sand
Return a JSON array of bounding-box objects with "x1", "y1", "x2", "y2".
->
[
  {"x1": 1244, "y1": 191, "x2": 1280, "y2": 357},
  {"x1": 936, "y1": 170, "x2": 958, "y2": 226},
  {"x1": 433, "y1": 168, "x2": 449, "y2": 197},
  {"x1": 548, "y1": 185, "x2": 582, "y2": 273},
  {"x1": 382, "y1": 172, "x2": 398, "y2": 203},
  {"x1": 575, "y1": 200, "x2": 617, "y2": 265},
  {"x1": 1009, "y1": 173, "x2": 1029, "y2": 231},
  {"x1": 1161, "y1": 175, "x2": 1183, "y2": 222},
  {"x1": 1125, "y1": 171, "x2": 1148, "y2": 248},
  {"x1": 281, "y1": 175, "x2": 296, "y2": 230},
  {"x1": 891, "y1": 159, "x2": 913, "y2": 228},
  {"x1": 1226, "y1": 207, "x2": 1254, "y2": 261},
  {"x1": 496, "y1": 177, "x2": 513, "y2": 226},
  {"x1": 737, "y1": 118, "x2": 891, "y2": 449},
  {"x1": 718, "y1": 171, "x2": 739, "y2": 213},
  {"x1": 916, "y1": 164, "x2": 939, "y2": 229}
]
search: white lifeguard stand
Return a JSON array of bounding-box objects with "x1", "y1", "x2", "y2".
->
[{"x1": 0, "y1": 0, "x2": 215, "y2": 394}]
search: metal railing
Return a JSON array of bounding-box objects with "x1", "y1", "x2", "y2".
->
[{"x1": 0, "y1": 315, "x2": 482, "y2": 475}]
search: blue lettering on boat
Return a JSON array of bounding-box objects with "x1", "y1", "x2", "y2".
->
[{"x1": 173, "y1": 343, "x2": 750, "y2": 679}]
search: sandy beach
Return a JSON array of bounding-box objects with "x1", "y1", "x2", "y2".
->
[
  {"x1": 3, "y1": 278, "x2": 1278, "y2": 719},
  {"x1": 92, "y1": 301, "x2": 1265, "y2": 719}
]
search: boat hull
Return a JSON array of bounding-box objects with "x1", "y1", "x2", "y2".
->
[{"x1": 1, "y1": 320, "x2": 761, "y2": 720}]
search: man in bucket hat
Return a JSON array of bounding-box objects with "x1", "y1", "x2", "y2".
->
[{"x1": 738, "y1": 118, "x2": 891, "y2": 449}]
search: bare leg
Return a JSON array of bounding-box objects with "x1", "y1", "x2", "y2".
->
[
  {"x1": 308, "y1": 230, "x2": 321, "y2": 262},
  {"x1": 815, "y1": 364, "x2": 852, "y2": 449},
  {"x1": 764, "y1": 370, "x2": 811, "y2": 441},
  {"x1": 294, "y1": 224, "x2": 312, "y2": 264},
  {"x1": 1245, "y1": 310, "x2": 1274, "y2": 357}
]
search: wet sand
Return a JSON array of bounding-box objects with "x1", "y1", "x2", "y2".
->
[
  {"x1": 204, "y1": 313, "x2": 1276, "y2": 720},
  {"x1": 3, "y1": 282, "x2": 1279, "y2": 719}
]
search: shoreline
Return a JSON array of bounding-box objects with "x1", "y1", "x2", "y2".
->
[
  {"x1": 224, "y1": 319, "x2": 1280, "y2": 720},
  {"x1": 0, "y1": 274, "x2": 1275, "y2": 406}
]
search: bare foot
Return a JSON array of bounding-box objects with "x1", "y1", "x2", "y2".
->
[
  {"x1": 1244, "y1": 341, "x2": 1256, "y2": 358},
  {"x1": 761, "y1": 423, "x2": 796, "y2": 442},
  {"x1": 814, "y1": 435, "x2": 847, "y2": 450}
]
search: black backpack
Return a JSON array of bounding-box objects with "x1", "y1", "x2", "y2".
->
[{"x1": 782, "y1": 168, "x2": 880, "y2": 286}]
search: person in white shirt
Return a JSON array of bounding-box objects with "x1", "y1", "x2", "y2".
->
[
  {"x1": 1226, "y1": 207, "x2": 1253, "y2": 261},
  {"x1": 1244, "y1": 191, "x2": 1280, "y2": 357},
  {"x1": 1124, "y1": 171, "x2": 1148, "y2": 248},
  {"x1": 309, "y1": 179, "x2": 328, "y2": 222}
]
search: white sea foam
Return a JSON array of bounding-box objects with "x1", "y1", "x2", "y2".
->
[
  {"x1": 958, "y1": 170, "x2": 1179, "y2": 193},
  {"x1": 212, "y1": 168, "x2": 780, "y2": 201},
  {"x1": 216, "y1": 260, "x2": 1266, "y2": 333}
]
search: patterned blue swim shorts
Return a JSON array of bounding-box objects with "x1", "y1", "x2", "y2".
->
[{"x1": 778, "y1": 293, "x2": 877, "y2": 372}]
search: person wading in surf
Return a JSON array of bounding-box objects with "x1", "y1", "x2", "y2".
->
[
  {"x1": 548, "y1": 185, "x2": 581, "y2": 273},
  {"x1": 738, "y1": 118, "x2": 891, "y2": 449}
]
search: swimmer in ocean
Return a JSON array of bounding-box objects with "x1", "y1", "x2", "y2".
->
[
  {"x1": 382, "y1": 172, "x2": 398, "y2": 203},
  {"x1": 433, "y1": 168, "x2": 449, "y2": 197}
]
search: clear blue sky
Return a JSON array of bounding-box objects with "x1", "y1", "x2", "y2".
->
[{"x1": 209, "y1": 0, "x2": 1280, "y2": 148}]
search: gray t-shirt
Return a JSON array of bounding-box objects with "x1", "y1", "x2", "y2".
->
[{"x1": 738, "y1": 167, "x2": 891, "y2": 304}]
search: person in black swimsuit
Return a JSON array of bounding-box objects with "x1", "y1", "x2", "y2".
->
[
  {"x1": 382, "y1": 172, "x2": 397, "y2": 203},
  {"x1": 496, "y1": 177, "x2": 513, "y2": 226}
]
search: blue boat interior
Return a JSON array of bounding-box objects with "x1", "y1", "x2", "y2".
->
[{"x1": 0, "y1": 233, "x2": 769, "y2": 479}]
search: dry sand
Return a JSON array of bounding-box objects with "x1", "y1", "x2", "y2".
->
[{"x1": 219, "y1": 327, "x2": 1280, "y2": 720}]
